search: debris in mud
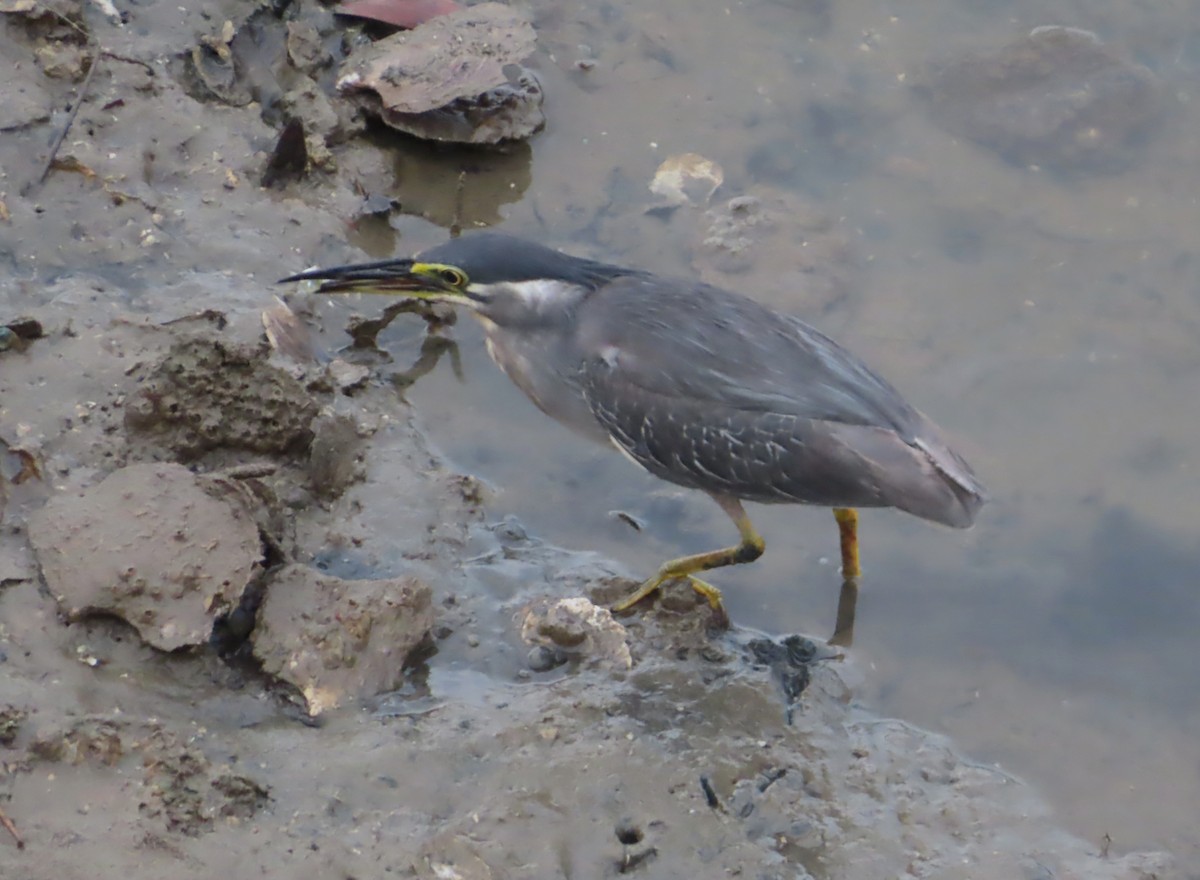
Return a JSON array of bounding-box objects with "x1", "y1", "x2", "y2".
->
[
  {"x1": 35, "y1": 41, "x2": 92, "y2": 80},
  {"x1": 261, "y1": 117, "x2": 310, "y2": 188},
  {"x1": 0, "y1": 705, "x2": 26, "y2": 746},
  {"x1": 279, "y1": 79, "x2": 364, "y2": 147},
  {"x1": 695, "y1": 191, "x2": 851, "y2": 313},
  {"x1": 921, "y1": 26, "x2": 1164, "y2": 174},
  {"x1": 210, "y1": 773, "x2": 271, "y2": 819},
  {"x1": 0, "y1": 317, "x2": 45, "y2": 353},
  {"x1": 141, "y1": 732, "x2": 270, "y2": 834},
  {"x1": 0, "y1": 0, "x2": 84, "y2": 32},
  {"x1": 648, "y1": 152, "x2": 723, "y2": 209},
  {"x1": 745, "y1": 634, "x2": 836, "y2": 723},
  {"x1": 285, "y1": 20, "x2": 331, "y2": 75},
  {"x1": 520, "y1": 596, "x2": 632, "y2": 670},
  {"x1": 29, "y1": 717, "x2": 124, "y2": 766},
  {"x1": 0, "y1": 436, "x2": 40, "y2": 540},
  {"x1": 1, "y1": 438, "x2": 42, "y2": 488},
  {"x1": 184, "y1": 23, "x2": 252, "y2": 107},
  {"x1": 262, "y1": 296, "x2": 322, "y2": 364},
  {"x1": 124, "y1": 334, "x2": 318, "y2": 461},
  {"x1": 614, "y1": 818, "x2": 657, "y2": 873},
  {"x1": 306, "y1": 409, "x2": 365, "y2": 498},
  {"x1": 250, "y1": 563, "x2": 434, "y2": 716},
  {"x1": 28, "y1": 463, "x2": 265, "y2": 651},
  {"x1": 327, "y1": 359, "x2": 371, "y2": 393},
  {"x1": 0, "y1": 804, "x2": 22, "y2": 849},
  {"x1": 335, "y1": 3, "x2": 545, "y2": 144}
]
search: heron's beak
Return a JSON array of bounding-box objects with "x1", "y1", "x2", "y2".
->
[{"x1": 278, "y1": 259, "x2": 454, "y2": 296}]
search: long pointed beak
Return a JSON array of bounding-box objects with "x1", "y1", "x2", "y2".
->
[{"x1": 278, "y1": 258, "x2": 441, "y2": 295}]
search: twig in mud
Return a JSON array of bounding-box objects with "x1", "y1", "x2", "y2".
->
[
  {"x1": 101, "y1": 51, "x2": 155, "y2": 78},
  {"x1": 29, "y1": 47, "x2": 102, "y2": 191},
  {"x1": 0, "y1": 803, "x2": 25, "y2": 849},
  {"x1": 699, "y1": 774, "x2": 722, "y2": 811}
]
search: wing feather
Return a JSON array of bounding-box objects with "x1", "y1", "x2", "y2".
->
[{"x1": 574, "y1": 275, "x2": 985, "y2": 525}]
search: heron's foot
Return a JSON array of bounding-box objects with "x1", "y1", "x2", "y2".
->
[
  {"x1": 610, "y1": 572, "x2": 729, "y2": 628},
  {"x1": 610, "y1": 572, "x2": 670, "y2": 614},
  {"x1": 686, "y1": 575, "x2": 730, "y2": 629}
]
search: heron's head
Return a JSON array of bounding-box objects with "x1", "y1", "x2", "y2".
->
[{"x1": 281, "y1": 232, "x2": 633, "y2": 327}]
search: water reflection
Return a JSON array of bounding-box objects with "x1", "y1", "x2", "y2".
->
[{"x1": 828, "y1": 578, "x2": 859, "y2": 648}]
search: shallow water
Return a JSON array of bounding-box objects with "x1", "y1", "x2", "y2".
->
[
  {"x1": 372, "y1": 0, "x2": 1200, "y2": 864},
  {"x1": 4, "y1": 0, "x2": 1196, "y2": 867}
]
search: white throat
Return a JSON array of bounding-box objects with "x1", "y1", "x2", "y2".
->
[{"x1": 472, "y1": 279, "x2": 580, "y2": 310}]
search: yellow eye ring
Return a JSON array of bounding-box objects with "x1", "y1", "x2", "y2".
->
[{"x1": 438, "y1": 268, "x2": 466, "y2": 287}]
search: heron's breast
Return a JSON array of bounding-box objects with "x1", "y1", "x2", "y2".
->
[{"x1": 481, "y1": 322, "x2": 552, "y2": 414}]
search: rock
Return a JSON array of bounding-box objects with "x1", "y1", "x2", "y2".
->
[
  {"x1": 251, "y1": 563, "x2": 434, "y2": 716},
  {"x1": 285, "y1": 20, "x2": 331, "y2": 75},
  {"x1": 279, "y1": 80, "x2": 345, "y2": 142},
  {"x1": 28, "y1": 463, "x2": 264, "y2": 650},
  {"x1": 306, "y1": 408, "x2": 364, "y2": 498},
  {"x1": 35, "y1": 41, "x2": 90, "y2": 80},
  {"x1": 922, "y1": 26, "x2": 1163, "y2": 174},
  {"x1": 520, "y1": 597, "x2": 632, "y2": 670},
  {"x1": 336, "y1": 2, "x2": 544, "y2": 143},
  {"x1": 327, "y1": 358, "x2": 371, "y2": 393},
  {"x1": 124, "y1": 334, "x2": 318, "y2": 461},
  {"x1": 185, "y1": 31, "x2": 253, "y2": 107}
]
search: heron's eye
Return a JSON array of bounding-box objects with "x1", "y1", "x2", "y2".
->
[{"x1": 438, "y1": 268, "x2": 466, "y2": 287}]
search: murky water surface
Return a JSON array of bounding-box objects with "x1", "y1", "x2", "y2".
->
[{"x1": 373, "y1": 0, "x2": 1200, "y2": 864}]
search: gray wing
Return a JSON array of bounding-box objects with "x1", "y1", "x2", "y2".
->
[
  {"x1": 574, "y1": 275, "x2": 985, "y2": 526},
  {"x1": 575, "y1": 275, "x2": 923, "y2": 435}
]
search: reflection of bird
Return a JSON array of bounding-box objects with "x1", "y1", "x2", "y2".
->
[{"x1": 283, "y1": 233, "x2": 985, "y2": 624}]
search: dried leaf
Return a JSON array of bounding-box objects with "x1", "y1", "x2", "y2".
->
[
  {"x1": 649, "y1": 153, "x2": 724, "y2": 206},
  {"x1": 49, "y1": 155, "x2": 96, "y2": 178},
  {"x1": 334, "y1": 0, "x2": 460, "y2": 29},
  {"x1": 261, "y1": 118, "x2": 308, "y2": 188},
  {"x1": 262, "y1": 296, "x2": 321, "y2": 364}
]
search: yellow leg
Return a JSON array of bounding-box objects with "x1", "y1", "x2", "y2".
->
[
  {"x1": 612, "y1": 496, "x2": 763, "y2": 625},
  {"x1": 828, "y1": 577, "x2": 858, "y2": 647},
  {"x1": 833, "y1": 507, "x2": 860, "y2": 580}
]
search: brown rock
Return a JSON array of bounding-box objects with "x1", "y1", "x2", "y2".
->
[
  {"x1": 923, "y1": 26, "x2": 1163, "y2": 174},
  {"x1": 251, "y1": 563, "x2": 434, "y2": 716},
  {"x1": 124, "y1": 334, "x2": 317, "y2": 461},
  {"x1": 29, "y1": 463, "x2": 264, "y2": 650}
]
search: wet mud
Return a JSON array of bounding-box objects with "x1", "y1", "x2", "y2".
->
[{"x1": 1, "y1": 0, "x2": 1197, "y2": 876}]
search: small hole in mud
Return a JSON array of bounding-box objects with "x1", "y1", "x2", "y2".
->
[{"x1": 615, "y1": 821, "x2": 643, "y2": 845}]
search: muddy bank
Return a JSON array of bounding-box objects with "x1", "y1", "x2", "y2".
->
[
  {"x1": 0, "y1": 0, "x2": 1189, "y2": 876},
  {"x1": 0, "y1": 279, "x2": 1177, "y2": 880}
]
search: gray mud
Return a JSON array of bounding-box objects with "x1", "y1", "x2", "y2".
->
[{"x1": 0, "y1": 0, "x2": 1192, "y2": 876}]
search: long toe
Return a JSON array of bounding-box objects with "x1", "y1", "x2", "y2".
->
[
  {"x1": 687, "y1": 575, "x2": 730, "y2": 629},
  {"x1": 611, "y1": 572, "x2": 670, "y2": 614}
]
